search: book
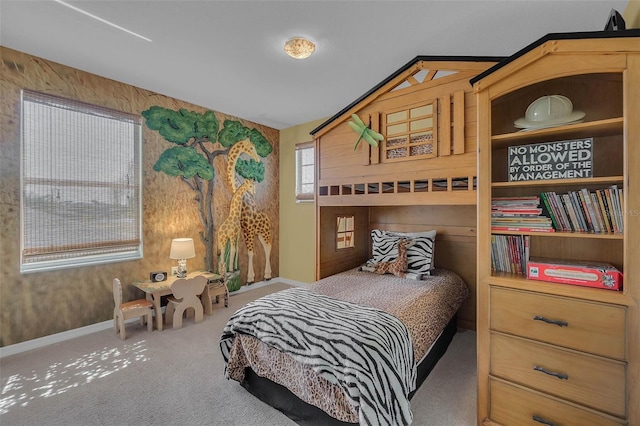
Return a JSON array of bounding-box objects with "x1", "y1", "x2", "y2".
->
[
  {"x1": 605, "y1": 187, "x2": 619, "y2": 233},
  {"x1": 595, "y1": 189, "x2": 612, "y2": 233},
  {"x1": 590, "y1": 192, "x2": 606, "y2": 233},
  {"x1": 540, "y1": 192, "x2": 560, "y2": 230},
  {"x1": 598, "y1": 189, "x2": 615, "y2": 232},
  {"x1": 577, "y1": 189, "x2": 597, "y2": 232},
  {"x1": 491, "y1": 226, "x2": 556, "y2": 233},
  {"x1": 550, "y1": 192, "x2": 572, "y2": 231},
  {"x1": 580, "y1": 188, "x2": 601, "y2": 233},
  {"x1": 569, "y1": 190, "x2": 590, "y2": 231},
  {"x1": 561, "y1": 193, "x2": 580, "y2": 232}
]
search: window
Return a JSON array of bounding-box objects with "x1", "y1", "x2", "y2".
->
[
  {"x1": 295, "y1": 141, "x2": 314, "y2": 202},
  {"x1": 20, "y1": 90, "x2": 142, "y2": 273},
  {"x1": 384, "y1": 101, "x2": 437, "y2": 161},
  {"x1": 336, "y1": 216, "x2": 355, "y2": 249}
]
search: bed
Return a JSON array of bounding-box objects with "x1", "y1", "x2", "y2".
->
[{"x1": 220, "y1": 266, "x2": 469, "y2": 425}]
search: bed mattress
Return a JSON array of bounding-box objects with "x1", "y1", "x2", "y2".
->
[{"x1": 221, "y1": 268, "x2": 469, "y2": 425}]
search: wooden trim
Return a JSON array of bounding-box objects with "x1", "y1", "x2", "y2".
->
[
  {"x1": 440, "y1": 94, "x2": 451, "y2": 156},
  {"x1": 453, "y1": 90, "x2": 465, "y2": 154}
]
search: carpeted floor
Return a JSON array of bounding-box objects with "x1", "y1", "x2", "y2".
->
[{"x1": 0, "y1": 282, "x2": 477, "y2": 425}]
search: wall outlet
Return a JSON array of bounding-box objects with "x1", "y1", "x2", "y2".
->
[{"x1": 171, "y1": 266, "x2": 179, "y2": 275}]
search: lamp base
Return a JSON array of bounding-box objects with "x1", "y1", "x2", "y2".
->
[{"x1": 177, "y1": 259, "x2": 188, "y2": 278}]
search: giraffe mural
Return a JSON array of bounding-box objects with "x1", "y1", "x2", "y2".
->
[
  {"x1": 216, "y1": 179, "x2": 255, "y2": 274},
  {"x1": 226, "y1": 139, "x2": 273, "y2": 284}
]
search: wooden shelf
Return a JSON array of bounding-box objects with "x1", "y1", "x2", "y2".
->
[
  {"x1": 491, "y1": 118, "x2": 623, "y2": 149},
  {"x1": 492, "y1": 176, "x2": 623, "y2": 188},
  {"x1": 485, "y1": 273, "x2": 630, "y2": 306},
  {"x1": 491, "y1": 230, "x2": 623, "y2": 239}
]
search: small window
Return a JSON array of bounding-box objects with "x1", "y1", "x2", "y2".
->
[
  {"x1": 336, "y1": 216, "x2": 355, "y2": 249},
  {"x1": 20, "y1": 90, "x2": 143, "y2": 273},
  {"x1": 295, "y1": 141, "x2": 314, "y2": 202}
]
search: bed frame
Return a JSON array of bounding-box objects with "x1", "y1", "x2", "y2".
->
[{"x1": 233, "y1": 57, "x2": 500, "y2": 424}]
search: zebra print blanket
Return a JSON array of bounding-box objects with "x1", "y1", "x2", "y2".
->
[{"x1": 220, "y1": 287, "x2": 416, "y2": 426}]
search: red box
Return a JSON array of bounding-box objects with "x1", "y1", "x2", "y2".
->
[{"x1": 527, "y1": 257, "x2": 622, "y2": 290}]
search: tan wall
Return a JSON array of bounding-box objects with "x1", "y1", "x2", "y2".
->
[
  {"x1": 0, "y1": 47, "x2": 279, "y2": 346},
  {"x1": 278, "y1": 118, "x2": 326, "y2": 283},
  {"x1": 624, "y1": 1, "x2": 640, "y2": 28}
]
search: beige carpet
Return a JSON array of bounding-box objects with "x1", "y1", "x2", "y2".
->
[{"x1": 0, "y1": 282, "x2": 476, "y2": 425}]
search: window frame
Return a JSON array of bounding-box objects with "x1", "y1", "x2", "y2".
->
[
  {"x1": 20, "y1": 90, "x2": 143, "y2": 273},
  {"x1": 336, "y1": 215, "x2": 355, "y2": 250},
  {"x1": 295, "y1": 141, "x2": 315, "y2": 203}
]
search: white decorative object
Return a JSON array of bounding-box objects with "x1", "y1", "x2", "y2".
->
[
  {"x1": 514, "y1": 95, "x2": 585, "y2": 130},
  {"x1": 169, "y1": 238, "x2": 195, "y2": 278}
]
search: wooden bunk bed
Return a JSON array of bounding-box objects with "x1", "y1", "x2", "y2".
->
[
  {"x1": 313, "y1": 56, "x2": 502, "y2": 331},
  {"x1": 221, "y1": 56, "x2": 501, "y2": 425}
]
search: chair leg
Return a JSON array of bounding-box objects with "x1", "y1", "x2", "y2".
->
[
  {"x1": 119, "y1": 317, "x2": 126, "y2": 340},
  {"x1": 146, "y1": 312, "x2": 153, "y2": 332},
  {"x1": 173, "y1": 308, "x2": 184, "y2": 329},
  {"x1": 165, "y1": 303, "x2": 175, "y2": 326},
  {"x1": 194, "y1": 304, "x2": 204, "y2": 324}
]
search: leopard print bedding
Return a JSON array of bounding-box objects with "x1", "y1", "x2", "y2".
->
[{"x1": 225, "y1": 268, "x2": 469, "y2": 423}]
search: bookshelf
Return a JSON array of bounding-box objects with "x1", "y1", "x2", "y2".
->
[{"x1": 473, "y1": 31, "x2": 640, "y2": 426}]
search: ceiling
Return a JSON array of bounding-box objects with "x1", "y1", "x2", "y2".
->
[{"x1": 0, "y1": 1, "x2": 631, "y2": 130}]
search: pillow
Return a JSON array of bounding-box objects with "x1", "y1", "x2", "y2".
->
[
  {"x1": 387, "y1": 229, "x2": 437, "y2": 272},
  {"x1": 371, "y1": 229, "x2": 436, "y2": 276}
]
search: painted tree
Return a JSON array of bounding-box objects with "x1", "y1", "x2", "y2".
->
[{"x1": 141, "y1": 106, "x2": 272, "y2": 272}]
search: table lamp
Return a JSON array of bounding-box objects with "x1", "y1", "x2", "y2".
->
[{"x1": 170, "y1": 238, "x2": 195, "y2": 278}]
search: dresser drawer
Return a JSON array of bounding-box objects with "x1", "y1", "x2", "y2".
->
[
  {"x1": 490, "y1": 379, "x2": 625, "y2": 426},
  {"x1": 490, "y1": 333, "x2": 626, "y2": 417},
  {"x1": 490, "y1": 287, "x2": 626, "y2": 359}
]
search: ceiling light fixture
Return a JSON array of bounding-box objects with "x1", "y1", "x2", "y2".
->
[
  {"x1": 53, "y1": 0, "x2": 152, "y2": 42},
  {"x1": 284, "y1": 37, "x2": 316, "y2": 59}
]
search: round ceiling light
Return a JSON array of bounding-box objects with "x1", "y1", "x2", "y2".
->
[{"x1": 284, "y1": 37, "x2": 316, "y2": 59}]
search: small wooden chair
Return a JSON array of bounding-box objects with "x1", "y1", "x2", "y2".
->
[
  {"x1": 165, "y1": 275, "x2": 208, "y2": 329},
  {"x1": 113, "y1": 278, "x2": 154, "y2": 340}
]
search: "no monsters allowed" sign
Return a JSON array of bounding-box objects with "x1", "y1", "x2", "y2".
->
[{"x1": 508, "y1": 138, "x2": 593, "y2": 182}]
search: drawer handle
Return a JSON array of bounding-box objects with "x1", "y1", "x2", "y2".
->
[
  {"x1": 533, "y1": 315, "x2": 568, "y2": 327},
  {"x1": 533, "y1": 415, "x2": 556, "y2": 426},
  {"x1": 534, "y1": 365, "x2": 568, "y2": 380}
]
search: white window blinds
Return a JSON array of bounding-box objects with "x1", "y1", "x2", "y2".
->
[
  {"x1": 20, "y1": 90, "x2": 143, "y2": 273},
  {"x1": 295, "y1": 141, "x2": 314, "y2": 202}
]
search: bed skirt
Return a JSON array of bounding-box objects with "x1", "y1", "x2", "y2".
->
[{"x1": 239, "y1": 315, "x2": 458, "y2": 426}]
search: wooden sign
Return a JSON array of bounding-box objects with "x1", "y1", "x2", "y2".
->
[{"x1": 508, "y1": 138, "x2": 593, "y2": 182}]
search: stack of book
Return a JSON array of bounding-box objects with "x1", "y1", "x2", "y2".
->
[
  {"x1": 491, "y1": 234, "x2": 529, "y2": 275},
  {"x1": 540, "y1": 185, "x2": 624, "y2": 233},
  {"x1": 491, "y1": 196, "x2": 555, "y2": 233}
]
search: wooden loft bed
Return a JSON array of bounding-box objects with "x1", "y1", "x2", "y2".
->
[{"x1": 311, "y1": 56, "x2": 502, "y2": 330}]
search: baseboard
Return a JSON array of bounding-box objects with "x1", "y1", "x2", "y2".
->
[{"x1": 0, "y1": 277, "x2": 305, "y2": 359}]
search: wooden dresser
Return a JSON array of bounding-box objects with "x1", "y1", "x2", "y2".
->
[{"x1": 473, "y1": 31, "x2": 640, "y2": 425}]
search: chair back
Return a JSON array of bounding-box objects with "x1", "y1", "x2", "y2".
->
[
  {"x1": 170, "y1": 275, "x2": 208, "y2": 300},
  {"x1": 113, "y1": 278, "x2": 123, "y2": 307}
]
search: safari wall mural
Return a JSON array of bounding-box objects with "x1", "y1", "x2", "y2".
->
[
  {"x1": 0, "y1": 46, "x2": 279, "y2": 346},
  {"x1": 141, "y1": 106, "x2": 274, "y2": 291}
]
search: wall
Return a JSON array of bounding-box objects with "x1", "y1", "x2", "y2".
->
[
  {"x1": 278, "y1": 118, "x2": 326, "y2": 283},
  {"x1": 0, "y1": 47, "x2": 279, "y2": 346}
]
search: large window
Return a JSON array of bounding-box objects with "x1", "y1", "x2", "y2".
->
[
  {"x1": 295, "y1": 141, "x2": 314, "y2": 202},
  {"x1": 20, "y1": 90, "x2": 142, "y2": 273}
]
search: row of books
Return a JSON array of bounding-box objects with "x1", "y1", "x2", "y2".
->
[
  {"x1": 491, "y1": 234, "x2": 529, "y2": 275},
  {"x1": 540, "y1": 186, "x2": 624, "y2": 233},
  {"x1": 491, "y1": 195, "x2": 555, "y2": 233}
]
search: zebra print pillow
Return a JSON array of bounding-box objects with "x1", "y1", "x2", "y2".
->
[{"x1": 371, "y1": 229, "x2": 436, "y2": 276}]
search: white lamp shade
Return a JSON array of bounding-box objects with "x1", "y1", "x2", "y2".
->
[{"x1": 169, "y1": 238, "x2": 195, "y2": 259}]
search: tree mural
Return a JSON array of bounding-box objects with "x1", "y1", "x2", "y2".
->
[{"x1": 141, "y1": 106, "x2": 272, "y2": 273}]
